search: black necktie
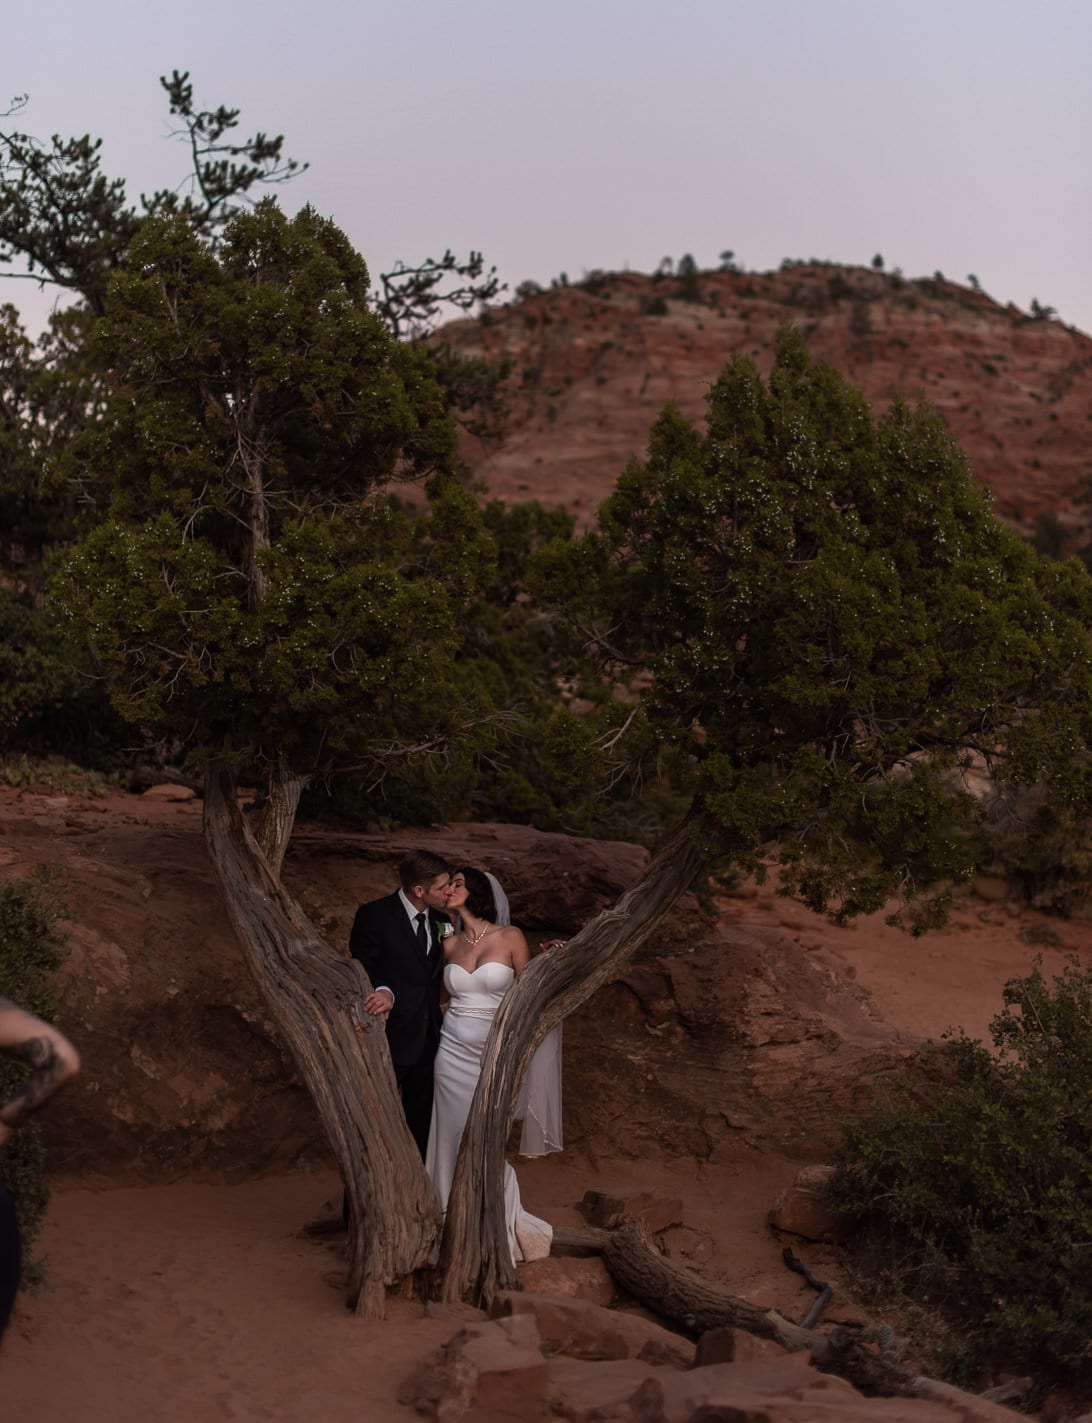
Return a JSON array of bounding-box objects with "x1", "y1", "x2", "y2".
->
[{"x1": 415, "y1": 912, "x2": 428, "y2": 955}]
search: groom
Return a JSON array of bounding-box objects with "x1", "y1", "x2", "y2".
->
[{"x1": 350, "y1": 849, "x2": 451, "y2": 1158}]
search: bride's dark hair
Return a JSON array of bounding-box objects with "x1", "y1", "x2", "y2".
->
[{"x1": 457, "y1": 866, "x2": 496, "y2": 922}]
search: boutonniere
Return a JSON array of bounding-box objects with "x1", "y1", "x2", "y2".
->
[{"x1": 437, "y1": 921, "x2": 454, "y2": 942}]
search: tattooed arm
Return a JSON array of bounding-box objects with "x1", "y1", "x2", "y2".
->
[{"x1": 0, "y1": 999, "x2": 80, "y2": 1149}]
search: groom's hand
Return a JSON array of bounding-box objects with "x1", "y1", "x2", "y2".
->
[{"x1": 363, "y1": 988, "x2": 394, "y2": 1018}]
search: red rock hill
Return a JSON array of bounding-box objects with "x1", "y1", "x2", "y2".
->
[{"x1": 439, "y1": 264, "x2": 1092, "y2": 536}]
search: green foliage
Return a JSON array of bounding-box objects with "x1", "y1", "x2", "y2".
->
[
  {"x1": 426, "y1": 343, "x2": 513, "y2": 444},
  {"x1": 0, "y1": 72, "x2": 305, "y2": 314},
  {"x1": 0, "y1": 875, "x2": 66, "y2": 1251},
  {"x1": 676, "y1": 253, "x2": 702, "y2": 303},
  {"x1": 374, "y1": 249, "x2": 503, "y2": 342},
  {"x1": 1029, "y1": 512, "x2": 1069, "y2": 562},
  {"x1": 0, "y1": 590, "x2": 126, "y2": 764},
  {"x1": 533, "y1": 329, "x2": 1092, "y2": 921},
  {"x1": 833, "y1": 960, "x2": 1092, "y2": 1383},
  {"x1": 976, "y1": 790, "x2": 1092, "y2": 916},
  {"x1": 53, "y1": 201, "x2": 496, "y2": 783},
  {"x1": 0, "y1": 756, "x2": 110, "y2": 795},
  {"x1": 0, "y1": 303, "x2": 100, "y2": 579}
]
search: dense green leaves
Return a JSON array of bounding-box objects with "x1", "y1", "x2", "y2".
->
[
  {"x1": 53, "y1": 202, "x2": 490, "y2": 782},
  {"x1": 834, "y1": 961, "x2": 1092, "y2": 1382},
  {"x1": 537, "y1": 330, "x2": 1092, "y2": 919},
  {"x1": 0, "y1": 590, "x2": 123, "y2": 762}
]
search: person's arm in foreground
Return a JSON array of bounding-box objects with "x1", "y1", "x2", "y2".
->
[{"x1": 0, "y1": 999, "x2": 80, "y2": 1149}]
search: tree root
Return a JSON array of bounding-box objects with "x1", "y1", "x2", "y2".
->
[{"x1": 782, "y1": 1246, "x2": 834, "y2": 1330}]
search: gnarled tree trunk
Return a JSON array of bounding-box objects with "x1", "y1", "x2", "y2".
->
[
  {"x1": 439, "y1": 816, "x2": 708, "y2": 1303},
  {"x1": 250, "y1": 762, "x2": 311, "y2": 879},
  {"x1": 202, "y1": 763, "x2": 441, "y2": 1317}
]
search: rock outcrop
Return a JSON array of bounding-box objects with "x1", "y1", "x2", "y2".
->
[
  {"x1": 398, "y1": 1310, "x2": 1023, "y2": 1423},
  {"x1": 0, "y1": 786, "x2": 906, "y2": 1181},
  {"x1": 561, "y1": 923, "x2": 908, "y2": 1164}
]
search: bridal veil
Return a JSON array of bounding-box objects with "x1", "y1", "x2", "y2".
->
[{"x1": 484, "y1": 871, "x2": 564, "y2": 1157}]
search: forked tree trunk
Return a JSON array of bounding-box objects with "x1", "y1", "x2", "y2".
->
[
  {"x1": 439, "y1": 817, "x2": 708, "y2": 1303},
  {"x1": 250, "y1": 762, "x2": 311, "y2": 879},
  {"x1": 202, "y1": 763, "x2": 441, "y2": 1317}
]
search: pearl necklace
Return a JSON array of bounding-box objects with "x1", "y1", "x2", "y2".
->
[{"x1": 464, "y1": 921, "x2": 494, "y2": 946}]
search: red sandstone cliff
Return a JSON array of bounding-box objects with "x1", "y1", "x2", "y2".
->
[{"x1": 439, "y1": 264, "x2": 1092, "y2": 536}]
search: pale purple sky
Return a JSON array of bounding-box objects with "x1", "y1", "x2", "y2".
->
[{"x1": 7, "y1": 0, "x2": 1091, "y2": 334}]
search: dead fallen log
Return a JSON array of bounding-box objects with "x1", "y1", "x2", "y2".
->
[
  {"x1": 550, "y1": 1225, "x2": 611, "y2": 1255},
  {"x1": 596, "y1": 1219, "x2": 922, "y2": 1399},
  {"x1": 550, "y1": 1220, "x2": 1022, "y2": 1414}
]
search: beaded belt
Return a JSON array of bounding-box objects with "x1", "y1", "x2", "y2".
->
[{"x1": 448, "y1": 1005, "x2": 495, "y2": 1019}]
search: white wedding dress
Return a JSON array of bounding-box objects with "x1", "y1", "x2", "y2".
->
[{"x1": 425, "y1": 961, "x2": 553, "y2": 1262}]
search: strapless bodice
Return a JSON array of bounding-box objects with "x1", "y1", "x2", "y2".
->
[{"x1": 444, "y1": 961, "x2": 515, "y2": 1012}]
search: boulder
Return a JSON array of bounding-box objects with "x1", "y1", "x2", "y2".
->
[
  {"x1": 490, "y1": 1291, "x2": 693, "y2": 1368},
  {"x1": 398, "y1": 1316, "x2": 550, "y2": 1422},
  {"x1": 562, "y1": 924, "x2": 909, "y2": 1163},
  {"x1": 768, "y1": 1164, "x2": 854, "y2": 1244}
]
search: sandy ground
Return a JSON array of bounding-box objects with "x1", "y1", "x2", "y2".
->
[
  {"x1": 3, "y1": 858, "x2": 1088, "y2": 1419},
  {"x1": 1, "y1": 1157, "x2": 818, "y2": 1421}
]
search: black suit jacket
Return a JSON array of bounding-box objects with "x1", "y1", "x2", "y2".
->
[{"x1": 349, "y1": 891, "x2": 447, "y2": 1069}]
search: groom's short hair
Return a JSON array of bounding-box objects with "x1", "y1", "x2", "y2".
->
[{"x1": 398, "y1": 850, "x2": 449, "y2": 892}]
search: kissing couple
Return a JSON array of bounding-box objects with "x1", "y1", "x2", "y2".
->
[{"x1": 349, "y1": 850, "x2": 560, "y2": 1263}]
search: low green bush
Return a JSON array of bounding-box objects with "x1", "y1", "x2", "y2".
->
[
  {"x1": 0, "y1": 591, "x2": 129, "y2": 768},
  {"x1": 832, "y1": 959, "x2": 1092, "y2": 1385}
]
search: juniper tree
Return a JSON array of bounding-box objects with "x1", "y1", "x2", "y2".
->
[
  {"x1": 54, "y1": 199, "x2": 495, "y2": 1315},
  {"x1": 440, "y1": 329, "x2": 1092, "y2": 1301}
]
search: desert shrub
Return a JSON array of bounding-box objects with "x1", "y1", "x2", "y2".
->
[
  {"x1": 0, "y1": 591, "x2": 128, "y2": 768},
  {"x1": 0, "y1": 875, "x2": 67, "y2": 1253},
  {"x1": 976, "y1": 788, "x2": 1092, "y2": 917},
  {"x1": 640, "y1": 295, "x2": 668, "y2": 317},
  {"x1": 832, "y1": 959, "x2": 1092, "y2": 1385}
]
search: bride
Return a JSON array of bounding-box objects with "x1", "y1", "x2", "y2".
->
[{"x1": 425, "y1": 865, "x2": 553, "y2": 1263}]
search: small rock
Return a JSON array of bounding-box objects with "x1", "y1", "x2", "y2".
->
[
  {"x1": 142, "y1": 783, "x2": 197, "y2": 802},
  {"x1": 518, "y1": 1255, "x2": 616, "y2": 1306},
  {"x1": 693, "y1": 1326, "x2": 790, "y2": 1367},
  {"x1": 491, "y1": 1291, "x2": 693, "y2": 1368}
]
